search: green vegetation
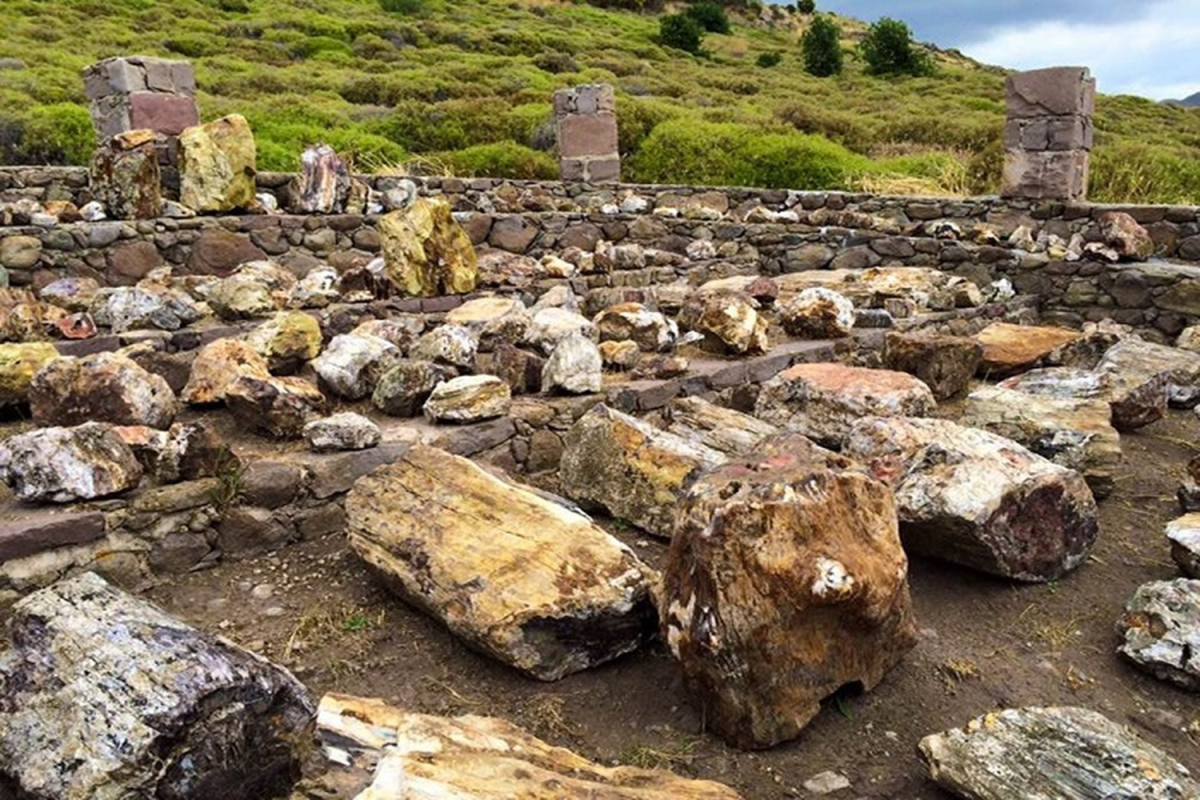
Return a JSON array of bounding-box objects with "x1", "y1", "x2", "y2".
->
[
  {"x1": 861, "y1": 17, "x2": 933, "y2": 77},
  {"x1": 658, "y1": 13, "x2": 705, "y2": 54},
  {"x1": 0, "y1": 0, "x2": 1197, "y2": 202},
  {"x1": 801, "y1": 14, "x2": 842, "y2": 78},
  {"x1": 684, "y1": 2, "x2": 731, "y2": 35}
]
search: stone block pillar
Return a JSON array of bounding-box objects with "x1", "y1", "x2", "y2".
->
[
  {"x1": 83, "y1": 56, "x2": 200, "y2": 141},
  {"x1": 1001, "y1": 66, "x2": 1095, "y2": 201},
  {"x1": 553, "y1": 84, "x2": 619, "y2": 183}
]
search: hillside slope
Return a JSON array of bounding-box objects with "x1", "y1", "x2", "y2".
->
[{"x1": 2, "y1": 0, "x2": 1199, "y2": 202}]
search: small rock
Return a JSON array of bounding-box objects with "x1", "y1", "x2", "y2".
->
[
  {"x1": 1116, "y1": 579, "x2": 1200, "y2": 690},
  {"x1": 524, "y1": 307, "x2": 597, "y2": 355},
  {"x1": 883, "y1": 332, "x2": 983, "y2": 401},
  {"x1": 779, "y1": 288, "x2": 855, "y2": 339},
  {"x1": 1166, "y1": 514, "x2": 1200, "y2": 577},
  {"x1": 181, "y1": 338, "x2": 272, "y2": 405},
  {"x1": 445, "y1": 296, "x2": 530, "y2": 351},
  {"x1": 304, "y1": 412, "x2": 381, "y2": 452},
  {"x1": 30, "y1": 351, "x2": 178, "y2": 429},
  {"x1": 598, "y1": 339, "x2": 641, "y2": 370},
  {"x1": 681, "y1": 293, "x2": 769, "y2": 355},
  {"x1": 0, "y1": 422, "x2": 143, "y2": 502},
  {"x1": 974, "y1": 323, "x2": 1082, "y2": 377},
  {"x1": 595, "y1": 303, "x2": 677, "y2": 352},
  {"x1": 0, "y1": 342, "x2": 59, "y2": 406},
  {"x1": 224, "y1": 375, "x2": 326, "y2": 438},
  {"x1": 542, "y1": 332, "x2": 603, "y2": 394},
  {"x1": 311, "y1": 334, "x2": 402, "y2": 400},
  {"x1": 803, "y1": 772, "x2": 852, "y2": 795},
  {"x1": 245, "y1": 310, "x2": 322, "y2": 374},
  {"x1": 379, "y1": 198, "x2": 478, "y2": 297},
  {"x1": 372, "y1": 360, "x2": 452, "y2": 417},
  {"x1": 424, "y1": 375, "x2": 511, "y2": 423},
  {"x1": 410, "y1": 324, "x2": 478, "y2": 369},
  {"x1": 1097, "y1": 211, "x2": 1155, "y2": 261}
]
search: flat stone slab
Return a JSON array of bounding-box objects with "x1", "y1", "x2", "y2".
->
[{"x1": 0, "y1": 510, "x2": 107, "y2": 562}]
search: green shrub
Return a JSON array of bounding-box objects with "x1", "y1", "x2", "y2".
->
[
  {"x1": 658, "y1": 13, "x2": 704, "y2": 54},
  {"x1": 756, "y1": 51, "x2": 782, "y2": 68},
  {"x1": 861, "y1": 17, "x2": 932, "y2": 77},
  {"x1": 797, "y1": 0, "x2": 815, "y2": 12},
  {"x1": 379, "y1": 0, "x2": 426, "y2": 13},
  {"x1": 801, "y1": 14, "x2": 842, "y2": 77},
  {"x1": 685, "y1": 2, "x2": 730, "y2": 35},
  {"x1": 290, "y1": 36, "x2": 353, "y2": 59},
  {"x1": 19, "y1": 103, "x2": 94, "y2": 165},
  {"x1": 437, "y1": 141, "x2": 557, "y2": 179},
  {"x1": 1090, "y1": 141, "x2": 1200, "y2": 205},
  {"x1": 164, "y1": 34, "x2": 219, "y2": 58}
]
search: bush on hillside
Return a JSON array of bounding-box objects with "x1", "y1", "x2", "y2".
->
[
  {"x1": 658, "y1": 13, "x2": 704, "y2": 54},
  {"x1": 861, "y1": 17, "x2": 933, "y2": 77},
  {"x1": 378, "y1": 0, "x2": 426, "y2": 14},
  {"x1": 685, "y1": 2, "x2": 731, "y2": 35},
  {"x1": 18, "y1": 103, "x2": 93, "y2": 166},
  {"x1": 436, "y1": 141, "x2": 558, "y2": 180},
  {"x1": 756, "y1": 51, "x2": 782, "y2": 68},
  {"x1": 800, "y1": 14, "x2": 842, "y2": 77},
  {"x1": 797, "y1": 0, "x2": 816, "y2": 12}
]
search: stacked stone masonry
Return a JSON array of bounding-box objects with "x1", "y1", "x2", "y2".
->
[
  {"x1": 553, "y1": 83, "x2": 620, "y2": 183},
  {"x1": 83, "y1": 56, "x2": 200, "y2": 140},
  {"x1": 1002, "y1": 67, "x2": 1095, "y2": 201}
]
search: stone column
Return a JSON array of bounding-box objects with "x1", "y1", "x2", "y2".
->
[
  {"x1": 1001, "y1": 66, "x2": 1095, "y2": 201},
  {"x1": 83, "y1": 56, "x2": 200, "y2": 140},
  {"x1": 553, "y1": 84, "x2": 619, "y2": 183}
]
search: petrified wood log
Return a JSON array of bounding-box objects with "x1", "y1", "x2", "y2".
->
[{"x1": 0, "y1": 572, "x2": 315, "y2": 800}]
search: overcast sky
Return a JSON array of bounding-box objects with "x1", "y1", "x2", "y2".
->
[{"x1": 810, "y1": 1, "x2": 1200, "y2": 101}]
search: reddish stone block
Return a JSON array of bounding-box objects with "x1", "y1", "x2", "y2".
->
[
  {"x1": 557, "y1": 114, "x2": 618, "y2": 159},
  {"x1": 1007, "y1": 66, "x2": 1095, "y2": 119},
  {"x1": 0, "y1": 511, "x2": 106, "y2": 562},
  {"x1": 1002, "y1": 149, "x2": 1090, "y2": 201},
  {"x1": 584, "y1": 156, "x2": 621, "y2": 183},
  {"x1": 128, "y1": 92, "x2": 199, "y2": 136}
]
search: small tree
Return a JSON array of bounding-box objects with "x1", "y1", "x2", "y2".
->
[
  {"x1": 801, "y1": 14, "x2": 842, "y2": 77},
  {"x1": 685, "y1": 1, "x2": 731, "y2": 35},
  {"x1": 861, "y1": 17, "x2": 932, "y2": 77},
  {"x1": 797, "y1": 0, "x2": 816, "y2": 13},
  {"x1": 659, "y1": 13, "x2": 704, "y2": 54}
]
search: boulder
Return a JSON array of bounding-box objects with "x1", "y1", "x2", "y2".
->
[
  {"x1": 1097, "y1": 211, "x2": 1155, "y2": 261},
  {"x1": 423, "y1": 375, "x2": 511, "y2": 422},
  {"x1": 350, "y1": 316, "x2": 425, "y2": 351},
  {"x1": 779, "y1": 287, "x2": 855, "y2": 339},
  {"x1": 245, "y1": 310, "x2": 322, "y2": 373},
  {"x1": 1097, "y1": 337, "x2": 1200, "y2": 408},
  {"x1": 181, "y1": 338, "x2": 272, "y2": 405},
  {"x1": 208, "y1": 263, "x2": 293, "y2": 320},
  {"x1": 0, "y1": 573, "x2": 314, "y2": 800},
  {"x1": 974, "y1": 323, "x2": 1082, "y2": 377},
  {"x1": 595, "y1": 303, "x2": 677, "y2": 352},
  {"x1": 755, "y1": 363, "x2": 936, "y2": 448},
  {"x1": 224, "y1": 375, "x2": 326, "y2": 438},
  {"x1": 30, "y1": 352, "x2": 178, "y2": 430},
  {"x1": 542, "y1": 332, "x2": 603, "y2": 394},
  {"x1": 140, "y1": 420, "x2": 227, "y2": 483},
  {"x1": 1115, "y1": 578, "x2": 1200, "y2": 690},
  {"x1": 39, "y1": 277, "x2": 101, "y2": 312},
  {"x1": 344, "y1": 445, "x2": 657, "y2": 680},
  {"x1": 178, "y1": 114, "x2": 257, "y2": 213},
  {"x1": 681, "y1": 293, "x2": 769, "y2": 355},
  {"x1": 378, "y1": 198, "x2": 478, "y2": 297},
  {"x1": 409, "y1": 323, "x2": 478, "y2": 369},
  {"x1": 844, "y1": 416, "x2": 1098, "y2": 582},
  {"x1": 444, "y1": 296, "x2": 530, "y2": 351},
  {"x1": 919, "y1": 707, "x2": 1200, "y2": 800},
  {"x1": 560, "y1": 404, "x2": 724, "y2": 538},
  {"x1": 288, "y1": 144, "x2": 350, "y2": 213},
  {"x1": 661, "y1": 436, "x2": 917, "y2": 748},
  {"x1": 303, "y1": 412, "x2": 381, "y2": 452},
  {"x1": 882, "y1": 332, "x2": 983, "y2": 401},
  {"x1": 371, "y1": 359, "x2": 452, "y2": 417},
  {"x1": 524, "y1": 306, "x2": 598, "y2": 355},
  {"x1": 89, "y1": 129, "x2": 161, "y2": 220},
  {"x1": 286, "y1": 266, "x2": 340, "y2": 309},
  {"x1": 999, "y1": 365, "x2": 1166, "y2": 431},
  {"x1": 662, "y1": 396, "x2": 780, "y2": 459},
  {"x1": 311, "y1": 334, "x2": 401, "y2": 401},
  {"x1": 102, "y1": 286, "x2": 188, "y2": 332},
  {"x1": 599, "y1": 339, "x2": 641, "y2": 369},
  {"x1": 0, "y1": 235, "x2": 41, "y2": 270},
  {"x1": 0, "y1": 342, "x2": 59, "y2": 406},
  {"x1": 475, "y1": 343, "x2": 545, "y2": 395},
  {"x1": 961, "y1": 385, "x2": 1121, "y2": 499},
  {"x1": 0, "y1": 422, "x2": 143, "y2": 502},
  {"x1": 1177, "y1": 324, "x2": 1200, "y2": 353},
  {"x1": 1166, "y1": 514, "x2": 1200, "y2": 577},
  {"x1": 315, "y1": 695, "x2": 742, "y2": 799}
]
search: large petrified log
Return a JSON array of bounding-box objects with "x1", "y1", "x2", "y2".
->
[
  {"x1": 844, "y1": 416, "x2": 1098, "y2": 582},
  {"x1": 973, "y1": 322, "x2": 1081, "y2": 377},
  {"x1": 0, "y1": 572, "x2": 315, "y2": 800},
  {"x1": 1097, "y1": 337, "x2": 1200, "y2": 408},
  {"x1": 314, "y1": 694, "x2": 743, "y2": 799},
  {"x1": 999, "y1": 365, "x2": 1166, "y2": 431},
  {"x1": 345, "y1": 444, "x2": 657, "y2": 680},
  {"x1": 919, "y1": 706, "x2": 1200, "y2": 799},
  {"x1": 660, "y1": 435, "x2": 918, "y2": 749},
  {"x1": 661, "y1": 395, "x2": 780, "y2": 458}
]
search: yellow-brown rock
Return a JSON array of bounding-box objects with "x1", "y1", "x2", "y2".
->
[
  {"x1": 378, "y1": 198, "x2": 478, "y2": 297},
  {"x1": 245, "y1": 311, "x2": 322, "y2": 374},
  {"x1": 316, "y1": 694, "x2": 743, "y2": 799},
  {"x1": 345, "y1": 445, "x2": 657, "y2": 680},
  {"x1": 974, "y1": 323, "x2": 1081, "y2": 377},
  {"x1": 181, "y1": 338, "x2": 271, "y2": 405},
  {"x1": 0, "y1": 342, "x2": 59, "y2": 406},
  {"x1": 179, "y1": 114, "x2": 257, "y2": 213},
  {"x1": 661, "y1": 435, "x2": 918, "y2": 749}
]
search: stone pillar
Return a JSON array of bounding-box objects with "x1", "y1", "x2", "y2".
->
[
  {"x1": 1002, "y1": 66, "x2": 1095, "y2": 201},
  {"x1": 83, "y1": 56, "x2": 200, "y2": 141},
  {"x1": 553, "y1": 84, "x2": 619, "y2": 183}
]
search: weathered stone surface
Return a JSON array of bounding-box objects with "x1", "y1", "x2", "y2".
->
[
  {"x1": 844, "y1": 416, "x2": 1098, "y2": 581},
  {"x1": 30, "y1": 351, "x2": 178, "y2": 429},
  {"x1": 345, "y1": 445, "x2": 657, "y2": 680},
  {"x1": 0, "y1": 511, "x2": 107, "y2": 562},
  {"x1": 303, "y1": 412, "x2": 380, "y2": 452},
  {"x1": 350, "y1": 316, "x2": 425, "y2": 350},
  {"x1": 1097, "y1": 337, "x2": 1200, "y2": 408},
  {"x1": 245, "y1": 310, "x2": 321, "y2": 373},
  {"x1": 662, "y1": 396, "x2": 779, "y2": 458},
  {"x1": 883, "y1": 332, "x2": 983, "y2": 401},
  {"x1": 756, "y1": 363, "x2": 936, "y2": 448},
  {"x1": 287, "y1": 266, "x2": 340, "y2": 309},
  {"x1": 181, "y1": 338, "x2": 271, "y2": 405},
  {"x1": 311, "y1": 334, "x2": 401, "y2": 401},
  {"x1": 961, "y1": 385, "x2": 1121, "y2": 498},
  {"x1": 379, "y1": 198, "x2": 478, "y2": 297},
  {"x1": 371, "y1": 359, "x2": 451, "y2": 417},
  {"x1": 89, "y1": 130, "x2": 161, "y2": 220},
  {"x1": 444, "y1": 295, "x2": 530, "y2": 350},
  {"x1": 595, "y1": 303, "x2": 677, "y2": 352},
  {"x1": 599, "y1": 338, "x2": 641, "y2": 369},
  {"x1": 919, "y1": 706, "x2": 1199, "y2": 800},
  {"x1": 0, "y1": 235, "x2": 42, "y2": 270},
  {"x1": 423, "y1": 374, "x2": 511, "y2": 422},
  {"x1": 0, "y1": 342, "x2": 59, "y2": 406},
  {"x1": 682, "y1": 293, "x2": 769, "y2": 355},
  {"x1": 409, "y1": 323, "x2": 478, "y2": 369},
  {"x1": 661, "y1": 436, "x2": 917, "y2": 749},
  {"x1": 187, "y1": 229, "x2": 267, "y2": 277},
  {"x1": 224, "y1": 375, "x2": 325, "y2": 438},
  {"x1": 779, "y1": 287, "x2": 855, "y2": 339},
  {"x1": 1116, "y1": 578, "x2": 1200, "y2": 690},
  {"x1": 315, "y1": 694, "x2": 741, "y2": 798},
  {"x1": 0, "y1": 422, "x2": 142, "y2": 502},
  {"x1": 0, "y1": 572, "x2": 314, "y2": 800},
  {"x1": 1166, "y1": 514, "x2": 1200, "y2": 578},
  {"x1": 1098, "y1": 211, "x2": 1155, "y2": 261},
  {"x1": 560, "y1": 404, "x2": 723, "y2": 538},
  {"x1": 288, "y1": 144, "x2": 350, "y2": 214},
  {"x1": 543, "y1": 331, "x2": 603, "y2": 394},
  {"x1": 974, "y1": 323, "x2": 1082, "y2": 377},
  {"x1": 525, "y1": 306, "x2": 598, "y2": 355},
  {"x1": 179, "y1": 114, "x2": 257, "y2": 213}
]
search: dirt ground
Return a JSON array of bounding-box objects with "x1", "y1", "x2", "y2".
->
[{"x1": 138, "y1": 408, "x2": 1200, "y2": 799}]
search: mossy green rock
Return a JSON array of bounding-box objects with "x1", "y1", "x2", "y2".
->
[
  {"x1": 0, "y1": 342, "x2": 60, "y2": 406},
  {"x1": 179, "y1": 114, "x2": 257, "y2": 213},
  {"x1": 379, "y1": 198, "x2": 478, "y2": 298},
  {"x1": 246, "y1": 311, "x2": 322, "y2": 374}
]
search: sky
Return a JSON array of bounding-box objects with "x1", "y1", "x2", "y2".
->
[{"x1": 808, "y1": 1, "x2": 1200, "y2": 102}]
